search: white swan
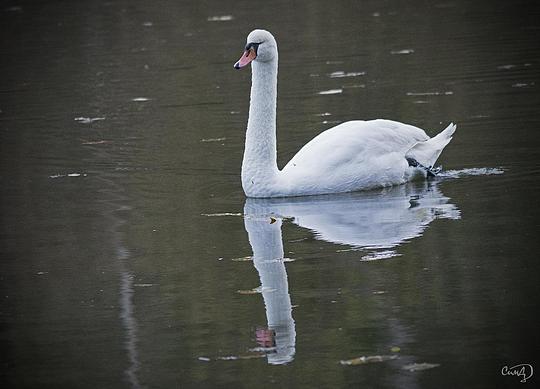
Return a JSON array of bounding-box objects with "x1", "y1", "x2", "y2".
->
[{"x1": 234, "y1": 29, "x2": 456, "y2": 198}]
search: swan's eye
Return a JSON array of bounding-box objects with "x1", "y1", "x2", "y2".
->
[{"x1": 245, "y1": 42, "x2": 262, "y2": 54}]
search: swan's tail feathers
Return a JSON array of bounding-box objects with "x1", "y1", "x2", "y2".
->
[{"x1": 406, "y1": 122, "x2": 456, "y2": 169}]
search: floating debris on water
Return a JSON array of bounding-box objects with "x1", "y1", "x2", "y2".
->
[
  {"x1": 406, "y1": 91, "x2": 453, "y2": 96},
  {"x1": 328, "y1": 71, "x2": 366, "y2": 78},
  {"x1": 201, "y1": 137, "x2": 227, "y2": 142},
  {"x1": 231, "y1": 256, "x2": 253, "y2": 262},
  {"x1": 201, "y1": 212, "x2": 242, "y2": 217},
  {"x1": 49, "y1": 173, "x2": 87, "y2": 179},
  {"x1": 319, "y1": 89, "x2": 343, "y2": 95},
  {"x1": 390, "y1": 346, "x2": 401, "y2": 353},
  {"x1": 402, "y1": 362, "x2": 440, "y2": 371},
  {"x1": 361, "y1": 250, "x2": 401, "y2": 261},
  {"x1": 81, "y1": 140, "x2": 111, "y2": 145},
  {"x1": 340, "y1": 354, "x2": 398, "y2": 366},
  {"x1": 236, "y1": 288, "x2": 261, "y2": 295},
  {"x1": 497, "y1": 64, "x2": 516, "y2": 70},
  {"x1": 207, "y1": 15, "x2": 234, "y2": 22},
  {"x1": 391, "y1": 49, "x2": 415, "y2": 55},
  {"x1": 74, "y1": 117, "x2": 105, "y2": 124},
  {"x1": 236, "y1": 286, "x2": 276, "y2": 295},
  {"x1": 512, "y1": 82, "x2": 534, "y2": 88}
]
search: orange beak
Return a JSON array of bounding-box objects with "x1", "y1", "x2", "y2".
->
[{"x1": 234, "y1": 48, "x2": 257, "y2": 69}]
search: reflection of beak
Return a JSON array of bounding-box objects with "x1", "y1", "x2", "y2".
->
[
  {"x1": 256, "y1": 327, "x2": 276, "y2": 347},
  {"x1": 234, "y1": 48, "x2": 257, "y2": 69}
]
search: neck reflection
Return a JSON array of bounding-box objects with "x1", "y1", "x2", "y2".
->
[{"x1": 243, "y1": 205, "x2": 296, "y2": 365}]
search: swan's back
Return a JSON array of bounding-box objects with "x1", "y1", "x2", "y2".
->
[{"x1": 278, "y1": 120, "x2": 432, "y2": 195}]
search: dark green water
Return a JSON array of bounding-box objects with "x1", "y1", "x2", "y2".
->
[{"x1": 1, "y1": 1, "x2": 539, "y2": 388}]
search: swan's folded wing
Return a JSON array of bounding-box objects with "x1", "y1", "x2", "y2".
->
[
  {"x1": 277, "y1": 119, "x2": 430, "y2": 193},
  {"x1": 282, "y1": 119, "x2": 428, "y2": 174}
]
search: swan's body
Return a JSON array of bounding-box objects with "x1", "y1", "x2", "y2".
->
[{"x1": 235, "y1": 29, "x2": 456, "y2": 198}]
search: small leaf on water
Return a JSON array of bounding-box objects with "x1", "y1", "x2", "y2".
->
[
  {"x1": 340, "y1": 354, "x2": 398, "y2": 366},
  {"x1": 402, "y1": 362, "x2": 440, "y2": 372},
  {"x1": 390, "y1": 346, "x2": 401, "y2": 353},
  {"x1": 74, "y1": 117, "x2": 105, "y2": 124},
  {"x1": 236, "y1": 288, "x2": 260, "y2": 295},
  {"x1": 201, "y1": 137, "x2": 227, "y2": 142},
  {"x1": 81, "y1": 140, "x2": 111, "y2": 145}
]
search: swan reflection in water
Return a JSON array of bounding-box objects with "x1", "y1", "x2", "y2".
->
[
  {"x1": 244, "y1": 205, "x2": 296, "y2": 365},
  {"x1": 242, "y1": 180, "x2": 460, "y2": 364}
]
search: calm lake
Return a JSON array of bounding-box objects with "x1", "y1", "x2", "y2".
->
[{"x1": 1, "y1": 0, "x2": 539, "y2": 388}]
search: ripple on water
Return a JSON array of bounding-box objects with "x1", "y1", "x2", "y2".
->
[{"x1": 438, "y1": 167, "x2": 504, "y2": 179}]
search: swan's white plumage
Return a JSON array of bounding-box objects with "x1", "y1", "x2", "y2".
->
[{"x1": 236, "y1": 29, "x2": 456, "y2": 198}]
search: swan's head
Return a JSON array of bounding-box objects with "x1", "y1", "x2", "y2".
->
[{"x1": 234, "y1": 29, "x2": 277, "y2": 69}]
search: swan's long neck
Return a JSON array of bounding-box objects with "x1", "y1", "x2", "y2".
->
[{"x1": 242, "y1": 58, "x2": 279, "y2": 194}]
